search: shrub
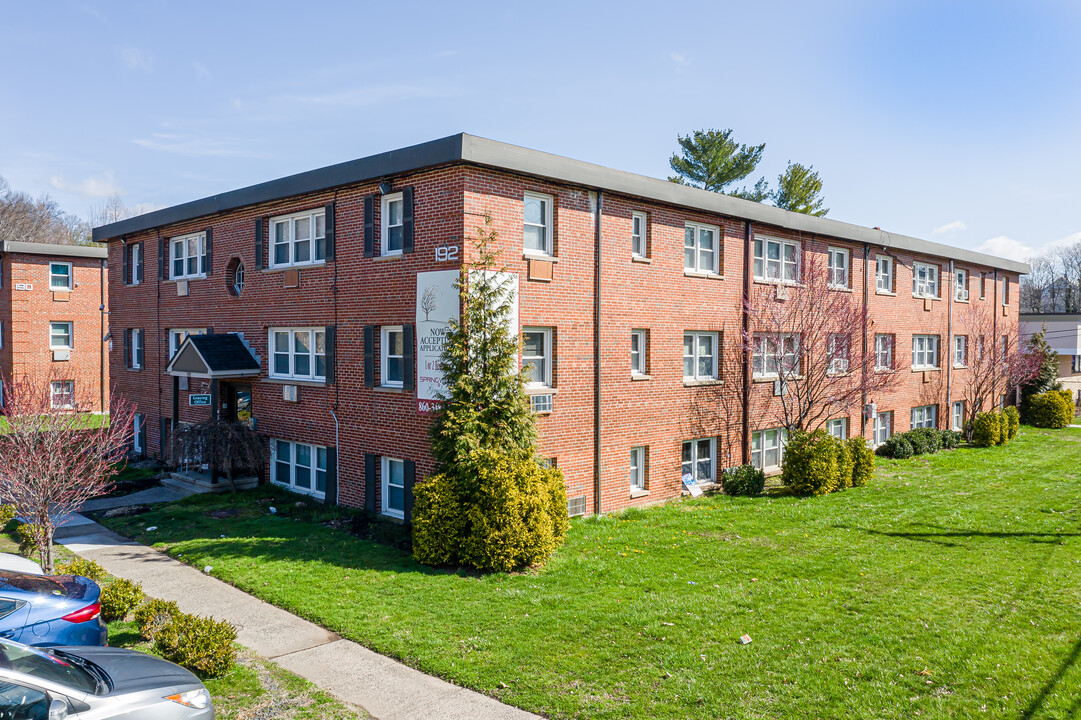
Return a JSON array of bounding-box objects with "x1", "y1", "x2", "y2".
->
[
  {"x1": 847, "y1": 437, "x2": 875, "y2": 487},
  {"x1": 907, "y1": 427, "x2": 944, "y2": 455},
  {"x1": 781, "y1": 430, "x2": 841, "y2": 496},
  {"x1": 154, "y1": 613, "x2": 237, "y2": 678},
  {"x1": 1003, "y1": 406, "x2": 1020, "y2": 440},
  {"x1": 721, "y1": 465, "x2": 765, "y2": 496},
  {"x1": 940, "y1": 430, "x2": 964, "y2": 449},
  {"x1": 56, "y1": 558, "x2": 107, "y2": 581},
  {"x1": 879, "y1": 433, "x2": 914, "y2": 459},
  {"x1": 0, "y1": 505, "x2": 15, "y2": 530},
  {"x1": 972, "y1": 412, "x2": 1000, "y2": 447},
  {"x1": 414, "y1": 449, "x2": 569, "y2": 572},
  {"x1": 1027, "y1": 391, "x2": 1073, "y2": 429},
  {"x1": 994, "y1": 412, "x2": 1009, "y2": 445},
  {"x1": 834, "y1": 439, "x2": 854, "y2": 491},
  {"x1": 100, "y1": 579, "x2": 143, "y2": 622},
  {"x1": 16, "y1": 523, "x2": 40, "y2": 559},
  {"x1": 134, "y1": 598, "x2": 181, "y2": 641}
]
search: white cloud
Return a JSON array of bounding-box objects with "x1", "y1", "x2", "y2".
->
[
  {"x1": 977, "y1": 235, "x2": 1036, "y2": 263},
  {"x1": 133, "y1": 133, "x2": 267, "y2": 158},
  {"x1": 273, "y1": 84, "x2": 450, "y2": 108},
  {"x1": 119, "y1": 47, "x2": 154, "y2": 72},
  {"x1": 932, "y1": 220, "x2": 966, "y2": 236},
  {"x1": 670, "y1": 52, "x2": 691, "y2": 68},
  {"x1": 1042, "y1": 231, "x2": 1081, "y2": 252},
  {"x1": 49, "y1": 171, "x2": 122, "y2": 198}
]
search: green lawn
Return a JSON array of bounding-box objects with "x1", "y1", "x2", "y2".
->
[{"x1": 98, "y1": 427, "x2": 1081, "y2": 720}]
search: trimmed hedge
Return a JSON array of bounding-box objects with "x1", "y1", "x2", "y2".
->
[
  {"x1": 154, "y1": 613, "x2": 237, "y2": 678},
  {"x1": 1027, "y1": 391, "x2": 1073, "y2": 429},
  {"x1": 971, "y1": 412, "x2": 1001, "y2": 447},
  {"x1": 1003, "y1": 406, "x2": 1020, "y2": 440},
  {"x1": 721, "y1": 465, "x2": 765, "y2": 496},
  {"x1": 781, "y1": 430, "x2": 843, "y2": 496},
  {"x1": 879, "y1": 427, "x2": 964, "y2": 458},
  {"x1": 848, "y1": 437, "x2": 875, "y2": 487},
  {"x1": 100, "y1": 579, "x2": 143, "y2": 623},
  {"x1": 57, "y1": 558, "x2": 107, "y2": 581},
  {"x1": 134, "y1": 598, "x2": 181, "y2": 641}
]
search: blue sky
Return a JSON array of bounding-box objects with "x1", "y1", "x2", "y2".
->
[{"x1": 2, "y1": 0, "x2": 1079, "y2": 262}]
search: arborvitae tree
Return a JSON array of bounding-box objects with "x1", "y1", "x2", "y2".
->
[
  {"x1": 1020, "y1": 324, "x2": 1062, "y2": 420},
  {"x1": 773, "y1": 161, "x2": 829, "y2": 216},
  {"x1": 668, "y1": 128, "x2": 767, "y2": 196}
]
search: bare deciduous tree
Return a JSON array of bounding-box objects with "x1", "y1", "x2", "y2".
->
[
  {"x1": 0, "y1": 176, "x2": 90, "y2": 246},
  {"x1": 169, "y1": 419, "x2": 268, "y2": 490}
]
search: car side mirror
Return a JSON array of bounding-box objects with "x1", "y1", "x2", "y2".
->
[{"x1": 48, "y1": 698, "x2": 69, "y2": 720}]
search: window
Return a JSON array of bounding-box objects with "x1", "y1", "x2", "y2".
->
[
  {"x1": 382, "y1": 456, "x2": 406, "y2": 518},
  {"x1": 50, "y1": 380, "x2": 74, "y2": 409},
  {"x1": 826, "y1": 418, "x2": 847, "y2": 440},
  {"x1": 232, "y1": 262, "x2": 244, "y2": 295},
  {"x1": 522, "y1": 327, "x2": 553, "y2": 388},
  {"x1": 1001, "y1": 334, "x2": 1010, "y2": 359},
  {"x1": 128, "y1": 242, "x2": 143, "y2": 285},
  {"x1": 827, "y1": 247, "x2": 850, "y2": 288},
  {"x1": 952, "y1": 400, "x2": 965, "y2": 431},
  {"x1": 272, "y1": 439, "x2": 328, "y2": 498},
  {"x1": 1001, "y1": 276, "x2": 1010, "y2": 305},
  {"x1": 133, "y1": 413, "x2": 143, "y2": 453},
  {"x1": 270, "y1": 328, "x2": 327, "y2": 382},
  {"x1": 827, "y1": 333, "x2": 850, "y2": 374},
  {"x1": 912, "y1": 262, "x2": 939, "y2": 298},
  {"x1": 681, "y1": 438, "x2": 715, "y2": 485},
  {"x1": 50, "y1": 321, "x2": 72, "y2": 349},
  {"x1": 170, "y1": 232, "x2": 207, "y2": 279},
  {"x1": 955, "y1": 268, "x2": 969, "y2": 301},
  {"x1": 631, "y1": 211, "x2": 647, "y2": 258},
  {"x1": 874, "y1": 334, "x2": 894, "y2": 371},
  {"x1": 381, "y1": 326, "x2": 404, "y2": 387},
  {"x1": 530, "y1": 393, "x2": 553, "y2": 413},
  {"x1": 752, "y1": 333, "x2": 800, "y2": 379},
  {"x1": 270, "y1": 208, "x2": 326, "y2": 268},
  {"x1": 873, "y1": 411, "x2": 892, "y2": 447},
  {"x1": 684, "y1": 222, "x2": 720, "y2": 274},
  {"x1": 1073, "y1": 355, "x2": 1081, "y2": 374},
  {"x1": 523, "y1": 192, "x2": 553, "y2": 256},
  {"x1": 683, "y1": 331, "x2": 718, "y2": 381},
  {"x1": 381, "y1": 192, "x2": 404, "y2": 256},
  {"x1": 169, "y1": 328, "x2": 206, "y2": 359},
  {"x1": 953, "y1": 335, "x2": 968, "y2": 367},
  {"x1": 629, "y1": 446, "x2": 647, "y2": 491},
  {"x1": 911, "y1": 405, "x2": 937, "y2": 429},
  {"x1": 754, "y1": 237, "x2": 799, "y2": 282},
  {"x1": 129, "y1": 328, "x2": 143, "y2": 369},
  {"x1": 876, "y1": 255, "x2": 894, "y2": 293},
  {"x1": 980, "y1": 273, "x2": 987, "y2": 299},
  {"x1": 751, "y1": 428, "x2": 787, "y2": 472},
  {"x1": 49, "y1": 262, "x2": 72, "y2": 291},
  {"x1": 631, "y1": 329, "x2": 647, "y2": 376},
  {"x1": 911, "y1": 335, "x2": 939, "y2": 369}
]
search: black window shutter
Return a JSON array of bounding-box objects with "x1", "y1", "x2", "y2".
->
[
  {"x1": 139, "y1": 417, "x2": 147, "y2": 456},
  {"x1": 325, "y1": 325, "x2": 336, "y2": 384},
  {"x1": 363, "y1": 195, "x2": 375, "y2": 258},
  {"x1": 124, "y1": 329, "x2": 132, "y2": 369},
  {"x1": 324, "y1": 447, "x2": 338, "y2": 506},
  {"x1": 404, "y1": 459, "x2": 415, "y2": 524},
  {"x1": 159, "y1": 237, "x2": 167, "y2": 280},
  {"x1": 255, "y1": 218, "x2": 265, "y2": 269},
  {"x1": 364, "y1": 453, "x2": 377, "y2": 511},
  {"x1": 402, "y1": 186, "x2": 415, "y2": 254},
  {"x1": 403, "y1": 324, "x2": 415, "y2": 391},
  {"x1": 324, "y1": 202, "x2": 336, "y2": 261},
  {"x1": 136, "y1": 243, "x2": 144, "y2": 283},
  {"x1": 159, "y1": 417, "x2": 170, "y2": 460},
  {"x1": 204, "y1": 228, "x2": 213, "y2": 276},
  {"x1": 363, "y1": 325, "x2": 375, "y2": 387},
  {"x1": 136, "y1": 329, "x2": 145, "y2": 369},
  {"x1": 122, "y1": 241, "x2": 130, "y2": 286}
]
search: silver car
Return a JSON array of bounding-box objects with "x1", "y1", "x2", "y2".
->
[{"x1": 0, "y1": 637, "x2": 214, "y2": 719}]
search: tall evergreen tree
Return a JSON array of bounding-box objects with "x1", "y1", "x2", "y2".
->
[
  {"x1": 773, "y1": 161, "x2": 829, "y2": 216},
  {"x1": 668, "y1": 128, "x2": 767, "y2": 196}
]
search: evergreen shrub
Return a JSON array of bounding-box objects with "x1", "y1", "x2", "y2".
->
[
  {"x1": 57, "y1": 558, "x2": 106, "y2": 581},
  {"x1": 847, "y1": 437, "x2": 875, "y2": 487},
  {"x1": 972, "y1": 412, "x2": 1001, "y2": 447},
  {"x1": 721, "y1": 465, "x2": 765, "y2": 496},
  {"x1": 1027, "y1": 392, "x2": 1072, "y2": 429},
  {"x1": 781, "y1": 430, "x2": 840, "y2": 496},
  {"x1": 154, "y1": 613, "x2": 237, "y2": 678},
  {"x1": 134, "y1": 598, "x2": 181, "y2": 641},
  {"x1": 100, "y1": 579, "x2": 143, "y2": 622}
]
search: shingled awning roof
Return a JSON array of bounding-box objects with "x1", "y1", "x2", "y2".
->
[{"x1": 166, "y1": 333, "x2": 261, "y2": 378}]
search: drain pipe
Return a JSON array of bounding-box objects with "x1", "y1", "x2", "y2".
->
[
  {"x1": 329, "y1": 404, "x2": 341, "y2": 506},
  {"x1": 741, "y1": 221, "x2": 753, "y2": 464},
  {"x1": 946, "y1": 260, "x2": 954, "y2": 427},
  {"x1": 593, "y1": 189, "x2": 603, "y2": 515},
  {"x1": 861, "y1": 243, "x2": 870, "y2": 438}
]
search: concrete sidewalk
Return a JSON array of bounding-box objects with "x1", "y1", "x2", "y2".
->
[{"x1": 58, "y1": 517, "x2": 538, "y2": 720}]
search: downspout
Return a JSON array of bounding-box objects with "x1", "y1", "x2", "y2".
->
[
  {"x1": 946, "y1": 260, "x2": 954, "y2": 427},
  {"x1": 861, "y1": 244, "x2": 870, "y2": 437},
  {"x1": 593, "y1": 189, "x2": 603, "y2": 515},
  {"x1": 992, "y1": 268, "x2": 1000, "y2": 405},
  {"x1": 329, "y1": 405, "x2": 341, "y2": 506},
  {"x1": 741, "y1": 222, "x2": 753, "y2": 464},
  {"x1": 99, "y1": 257, "x2": 106, "y2": 413}
]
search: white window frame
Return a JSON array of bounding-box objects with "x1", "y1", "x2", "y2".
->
[
  {"x1": 953, "y1": 335, "x2": 967, "y2": 367},
  {"x1": 1001, "y1": 276, "x2": 1010, "y2": 306},
  {"x1": 873, "y1": 411, "x2": 892, "y2": 448},
  {"x1": 50, "y1": 380, "x2": 74, "y2": 409},
  {"x1": 954, "y1": 268, "x2": 969, "y2": 301},
  {"x1": 751, "y1": 428, "x2": 787, "y2": 472},
  {"x1": 631, "y1": 211, "x2": 647, "y2": 258},
  {"x1": 232, "y1": 262, "x2": 245, "y2": 295},
  {"x1": 381, "y1": 456, "x2": 406, "y2": 519},
  {"x1": 523, "y1": 191, "x2": 554, "y2": 257},
  {"x1": 381, "y1": 325, "x2": 405, "y2": 388},
  {"x1": 169, "y1": 328, "x2": 207, "y2": 359},
  {"x1": 269, "y1": 208, "x2": 327, "y2": 269},
  {"x1": 130, "y1": 329, "x2": 143, "y2": 369},
  {"x1": 49, "y1": 262, "x2": 72, "y2": 291},
  {"x1": 874, "y1": 334, "x2": 894, "y2": 371},
  {"x1": 269, "y1": 327, "x2": 327, "y2": 382},
  {"x1": 630, "y1": 329, "x2": 647, "y2": 376},
  {"x1": 827, "y1": 333, "x2": 850, "y2": 375},
  {"x1": 911, "y1": 334, "x2": 939, "y2": 370},
  {"x1": 826, "y1": 418, "x2": 848, "y2": 440},
  {"x1": 684, "y1": 222, "x2": 720, "y2": 275},
  {"x1": 522, "y1": 326, "x2": 553, "y2": 389},
  {"x1": 133, "y1": 413, "x2": 143, "y2": 453},
  {"x1": 827, "y1": 247, "x2": 850, "y2": 289},
  {"x1": 380, "y1": 192, "x2": 405, "y2": 257},
  {"x1": 170, "y1": 232, "x2": 207, "y2": 280},
  {"x1": 752, "y1": 333, "x2": 800, "y2": 379},
  {"x1": 130, "y1": 243, "x2": 143, "y2": 285},
  {"x1": 271, "y1": 439, "x2": 327, "y2": 499},
  {"x1": 876, "y1": 255, "x2": 894, "y2": 294},
  {"x1": 49, "y1": 321, "x2": 73, "y2": 350},
  {"x1": 951, "y1": 400, "x2": 964, "y2": 431},
  {"x1": 683, "y1": 331, "x2": 718, "y2": 382},
  {"x1": 629, "y1": 445, "x2": 646, "y2": 491},
  {"x1": 753, "y1": 236, "x2": 800, "y2": 283},
  {"x1": 912, "y1": 262, "x2": 939, "y2": 298},
  {"x1": 1073, "y1": 355, "x2": 1081, "y2": 374},
  {"x1": 681, "y1": 437, "x2": 715, "y2": 485},
  {"x1": 911, "y1": 404, "x2": 937, "y2": 429}
]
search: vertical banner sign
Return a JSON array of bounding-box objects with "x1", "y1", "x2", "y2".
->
[{"x1": 416, "y1": 270, "x2": 460, "y2": 414}]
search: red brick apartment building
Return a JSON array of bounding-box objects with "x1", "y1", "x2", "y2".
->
[
  {"x1": 0, "y1": 240, "x2": 109, "y2": 412},
  {"x1": 92, "y1": 134, "x2": 1027, "y2": 517}
]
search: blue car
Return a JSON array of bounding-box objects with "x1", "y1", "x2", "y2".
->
[{"x1": 0, "y1": 569, "x2": 107, "y2": 647}]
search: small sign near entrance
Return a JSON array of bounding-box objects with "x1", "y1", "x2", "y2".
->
[{"x1": 188, "y1": 394, "x2": 212, "y2": 407}]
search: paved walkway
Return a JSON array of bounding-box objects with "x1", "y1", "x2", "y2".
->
[
  {"x1": 58, "y1": 516, "x2": 538, "y2": 720},
  {"x1": 80, "y1": 486, "x2": 193, "y2": 513}
]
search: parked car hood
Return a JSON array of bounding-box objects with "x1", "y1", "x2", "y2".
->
[{"x1": 56, "y1": 646, "x2": 202, "y2": 694}]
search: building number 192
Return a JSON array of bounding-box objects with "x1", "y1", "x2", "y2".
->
[{"x1": 435, "y1": 245, "x2": 460, "y2": 262}]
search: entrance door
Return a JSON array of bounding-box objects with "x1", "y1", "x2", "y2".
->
[{"x1": 222, "y1": 383, "x2": 253, "y2": 426}]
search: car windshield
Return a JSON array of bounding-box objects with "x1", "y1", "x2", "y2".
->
[
  {"x1": 0, "y1": 571, "x2": 89, "y2": 599},
  {"x1": 0, "y1": 640, "x2": 97, "y2": 693}
]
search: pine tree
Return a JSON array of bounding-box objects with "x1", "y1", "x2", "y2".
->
[
  {"x1": 668, "y1": 128, "x2": 767, "y2": 196},
  {"x1": 773, "y1": 161, "x2": 829, "y2": 216}
]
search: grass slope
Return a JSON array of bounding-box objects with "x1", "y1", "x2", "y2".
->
[{"x1": 100, "y1": 427, "x2": 1081, "y2": 719}]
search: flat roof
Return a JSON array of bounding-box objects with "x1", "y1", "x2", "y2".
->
[
  {"x1": 1020, "y1": 313, "x2": 1081, "y2": 321},
  {"x1": 92, "y1": 133, "x2": 1029, "y2": 274},
  {"x1": 1, "y1": 240, "x2": 107, "y2": 259}
]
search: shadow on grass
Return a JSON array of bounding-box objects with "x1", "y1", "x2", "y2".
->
[
  {"x1": 1020, "y1": 635, "x2": 1081, "y2": 719},
  {"x1": 839, "y1": 523, "x2": 1080, "y2": 548}
]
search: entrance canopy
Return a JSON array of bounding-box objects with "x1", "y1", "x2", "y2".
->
[{"x1": 166, "y1": 333, "x2": 261, "y2": 379}]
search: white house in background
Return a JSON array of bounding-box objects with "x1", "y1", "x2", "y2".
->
[{"x1": 1020, "y1": 313, "x2": 1081, "y2": 404}]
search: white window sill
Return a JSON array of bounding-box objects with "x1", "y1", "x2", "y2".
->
[
  {"x1": 630, "y1": 489, "x2": 650, "y2": 499},
  {"x1": 374, "y1": 385, "x2": 405, "y2": 393},
  {"x1": 684, "y1": 270, "x2": 724, "y2": 280},
  {"x1": 265, "y1": 377, "x2": 327, "y2": 387},
  {"x1": 876, "y1": 289, "x2": 896, "y2": 296},
  {"x1": 525, "y1": 386, "x2": 557, "y2": 396},
  {"x1": 523, "y1": 253, "x2": 557, "y2": 263},
  {"x1": 50, "y1": 286, "x2": 72, "y2": 293},
  {"x1": 381, "y1": 509, "x2": 405, "y2": 522},
  {"x1": 912, "y1": 294, "x2": 939, "y2": 301},
  {"x1": 752, "y1": 375, "x2": 804, "y2": 383},
  {"x1": 165, "y1": 275, "x2": 206, "y2": 283},
  {"x1": 955, "y1": 297, "x2": 970, "y2": 304},
  {"x1": 828, "y1": 285, "x2": 854, "y2": 293},
  {"x1": 264, "y1": 261, "x2": 327, "y2": 273},
  {"x1": 827, "y1": 370, "x2": 852, "y2": 377},
  {"x1": 911, "y1": 367, "x2": 941, "y2": 372},
  {"x1": 631, "y1": 373, "x2": 651, "y2": 381},
  {"x1": 953, "y1": 364, "x2": 968, "y2": 369},
  {"x1": 270, "y1": 480, "x2": 326, "y2": 501},
  {"x1": 631, "y1": 255, "x2": 652, "y2": 264},
  {"x1": 683, "y1": 378, "x2": 723, "y2": 387},
  {"x1": 374, "y1": 253, "x2": 403, "y2": 262}
]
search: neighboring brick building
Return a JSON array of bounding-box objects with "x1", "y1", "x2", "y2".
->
[
  {"x1": 93, "y1": 134, "x2": 1027, "y2": 516},
  {"x1": 0, "y1": 240, "x2": 109, "y2": 413}
]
